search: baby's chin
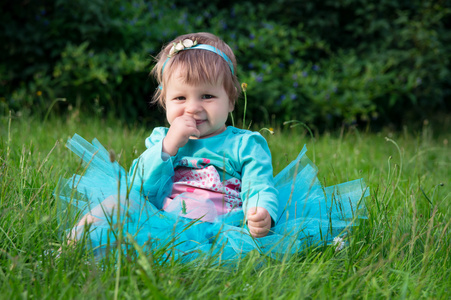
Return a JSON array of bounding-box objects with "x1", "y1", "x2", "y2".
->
[{"x1": 194, "y1": 126, "x2": 227, "y2": 139}]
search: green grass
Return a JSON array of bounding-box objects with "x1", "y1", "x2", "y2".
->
[{"x1": 1, "y1": 111, "x2": 450, "y2": 299}]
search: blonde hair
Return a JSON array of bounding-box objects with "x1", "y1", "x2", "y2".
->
[{"x1": 151, "y1": 32, "x2": 240, "y2": 108}]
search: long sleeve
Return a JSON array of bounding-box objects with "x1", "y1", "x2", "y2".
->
[
  {"x1": 129, "y1": 127, "x2": 173, "y2": 209},
  {"x1": 238, "y1": 132, "x2": 279, "y2": 223}
]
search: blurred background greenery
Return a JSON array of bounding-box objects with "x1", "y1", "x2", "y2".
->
[{"x1": 1, "y1": 0, "x2": 450, "y2": 130}]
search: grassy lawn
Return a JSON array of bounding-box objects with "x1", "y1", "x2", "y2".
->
[{"x1": 1, "y1": 112, "x2": 450, "y2": 299}]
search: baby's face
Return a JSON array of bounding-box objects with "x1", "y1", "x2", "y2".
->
[{"x1": 165, "y1": 68, "x2": 234, "y2": 139}]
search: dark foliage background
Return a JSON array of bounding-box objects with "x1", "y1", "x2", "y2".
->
[{"x1": 1, "y1": 0, "x2": 450, "y2": 129}]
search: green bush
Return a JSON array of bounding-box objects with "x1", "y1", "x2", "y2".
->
[
  {"x1": 191, "y1": 1, "x2": 450, "y2": 127},
  {"x1": 1, "y1": 0, "x2": 202, "y2": 123},
  {"x1": 1, "y1": 0, "x2": 450, "y2": 128}
]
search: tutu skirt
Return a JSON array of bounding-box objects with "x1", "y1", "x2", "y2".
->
[{"x1": 55, "y1": 134, "x2": 369, "y2": 262}]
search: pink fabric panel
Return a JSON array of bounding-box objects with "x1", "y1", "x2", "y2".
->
[{"x1": 163, "y1": 165, "x2": 243, "y2": 221}]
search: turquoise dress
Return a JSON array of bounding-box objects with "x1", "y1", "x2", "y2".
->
[{"x1": 56, "y1": 126, "x2": 369, "y2": 261}]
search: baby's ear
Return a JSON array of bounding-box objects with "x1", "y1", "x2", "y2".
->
[{"x1": 228, "y1": 100, "x2": 235, "y2": 112}]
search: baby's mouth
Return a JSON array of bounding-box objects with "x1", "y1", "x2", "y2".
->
[{"x1": 195, "y1": 120, "x2": 205, "y2": 125}]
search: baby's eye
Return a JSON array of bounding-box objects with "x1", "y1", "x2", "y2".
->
[
  {"x1": 174, "y1": 96, "x2": 186, "y2": 101},
  {"x1": 202, "y1": 94, "x2": 214, "y2": 100}
]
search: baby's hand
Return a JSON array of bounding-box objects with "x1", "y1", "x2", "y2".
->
[
  {"x1": 247, "y1": 207, "x2": 271, "y2": 238},
  {"x1": 163, "y1": 115, "x2": 200, "y2": 156}
]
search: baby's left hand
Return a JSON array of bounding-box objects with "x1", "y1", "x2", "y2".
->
[{"x1": 247, "y1": 207, "x2": 271, "y2": 238}]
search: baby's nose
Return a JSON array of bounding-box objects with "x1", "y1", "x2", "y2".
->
[{"x1": 185, "y1": 100, "x2": 202, "y2": 113}]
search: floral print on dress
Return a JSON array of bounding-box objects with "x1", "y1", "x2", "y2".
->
[
  {"x1": 177, "y1": 158, "x2": 211, "y2": 169},
  {"x1": 163, "y1": 163, "x2": 243, "y2": 221}
]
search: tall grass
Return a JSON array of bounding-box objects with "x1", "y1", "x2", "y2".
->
[{"x1": 1, "y1": 111, "x2": 449, "y2": 299}]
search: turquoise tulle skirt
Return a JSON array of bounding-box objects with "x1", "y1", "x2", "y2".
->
[{"x1": 55, "y1": 134, "x2": 369, "y2": 262}]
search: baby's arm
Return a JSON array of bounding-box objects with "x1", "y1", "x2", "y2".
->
[
  {"x1": 129, "y1": 127, "x2": 180, "y2": 208},
  {"x1": 247, "y1": 207, "x2": 271, "y2": 238},
  {"x1": 238, "y1": 132, "x2": 279, "y2": 238}
]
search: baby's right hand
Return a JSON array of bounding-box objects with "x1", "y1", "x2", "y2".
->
[{"x1": 163, "y1": 115, "x2": 200, "y2": 156}]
